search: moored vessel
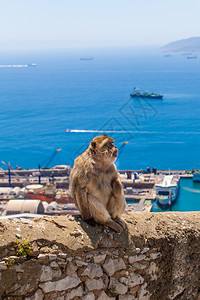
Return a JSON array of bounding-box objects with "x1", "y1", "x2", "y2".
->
[
  {"x1": 26, "y1": 184, "x2": 73, "y2": 204},
  {"x1": 193, "y1": 171, "x2": 200, "y2": 182},
  {"x1": 155, "y1": 175, "x2": 179, "y2": 207}
]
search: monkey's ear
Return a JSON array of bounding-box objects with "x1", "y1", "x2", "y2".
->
[{"x1": 91, "y1": 141, "x2": 96, "y2": 149}]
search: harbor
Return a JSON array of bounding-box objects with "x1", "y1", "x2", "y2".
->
[{"x1": 0, "y1": 166, "x2": 196, "y2": 217}]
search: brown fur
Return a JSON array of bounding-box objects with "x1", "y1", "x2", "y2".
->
[{"x1": 69, "y1": 135, "x2": 126, "y2": 233}]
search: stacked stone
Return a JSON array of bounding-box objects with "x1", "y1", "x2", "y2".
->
[{"x1": 0, "y1": 246, "x2": 161, "y2": 299}]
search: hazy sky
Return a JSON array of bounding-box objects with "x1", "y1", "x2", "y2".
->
[{"x1": 0, "y1": 0, "x2": 199, "y2": 51}]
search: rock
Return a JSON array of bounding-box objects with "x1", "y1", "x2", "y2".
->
[
  {"x1": 86, "y1": 254, "x2": 94, "y2": 260},
  {"x1": 40, "y1": 265, "x2": 61, "y2": 282},
  {"x1": 129, "y1": 273, "x2": 144, "y2": 287},
  {"x1": 149, "y1": 252, "x2": 161, "y2": 260},
  {"x1": 82, "y1": 293, "x2": 95, "y2": 300},
  {"x1": 65, "y1": 286, "x2": 83, "y2": 300},
  {"x1": 0, "y1": 261, "x2": 7, "y2": 270},
  {"x1": 58, "y1": 253, "x2": 67, "y2": 259},
  {"x1": 39, "y1": 275, "x2": 81, "y2": 293},
  {"x1": 48, "y1": 254, "x2": 57, "y2": 261},
  {"x1": 75, "y1": 260, "x2": 88, "y2": 266},
  {"x1": 146, "y1": 262, "x2": 157, "y2": 281},
  {"x1": 30, "y1": 241, "x2": 39, "y2": 257},
  {"x1": 132, "y1": 262, "x2": 146, "y2": 269},
  {"x1": 129, "y1": 255, "x2": 146, "y2": 264},
  {"x1": 109, "y1": 277, "x2": 128, "y2": 295},
  {"x1": 103, "y1": 258, "x2": 126, "y2": 276},
  {"x1": 138, "y1": 282, "x2": 151, "y2": 300},
  {"x1": 94, "y1": 254, "x2": 106, "y2": 264},
  {"x1": 103, "y1": 258, "x2": 115, "y2": 276},
  {"x1": 119, "y1": 296, "x2": 136, "y2": 300},
  {"x1": 66, "y1": 256, "x2": 73, "y2": 262},
  {"x1": 97, "y1": 291, "x2": 115, "y2": 300},
  {"x1": 37, "y1": 254, "x2": 48, "y2": 264},
  {"x1": 25, "y1": 288, "x2": 44, "y2": 300},
  {"x1": 66, "y1": 263, "x2": 78, "y2": 274},
  {"x1": 85, "y1": 278, "x2": 104, "y2": 291},
  {"x1": 120, "y1": 277, "x2": 129, "y2": 285},
  {"x1": 141, "y1": 247, "x2": 150, "y2": 254},
  {"x1": 50, "y1": 261, "x2": 59, "y2": 269},
  {"x1": 16, "y1": 233, "x2": 22, "y2": 239},
  {"x1": 81, "y1": 263, "x2": 103, "y2": 279}
]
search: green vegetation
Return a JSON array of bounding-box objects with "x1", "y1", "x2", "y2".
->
[
  {"x1": 6, "y1": 257, "x2": 15, "y2": 268},
  {"x1": 16, "y1": 237, "x2": 32, "y2": 257},
  {"x1": 105, "y1": 285, "x2": 116, "y2": 296}
]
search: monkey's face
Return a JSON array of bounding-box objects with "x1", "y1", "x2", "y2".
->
[{"x1": 90, "y1": 135, "x2": 118, "y2": 164}]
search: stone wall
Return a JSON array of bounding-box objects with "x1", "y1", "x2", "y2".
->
[{"x1": 0, "y1": 212, "x2": 199, "y2": 300}]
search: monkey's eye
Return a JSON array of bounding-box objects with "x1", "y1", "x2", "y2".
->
[{"x1": 107, "y1": 142, "x2": 113, "y2": 148}]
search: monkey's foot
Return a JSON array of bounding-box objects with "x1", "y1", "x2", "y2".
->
[
  {"x1": 84, "y1": 218, "x2": 96, "y2": 227},
  {"x1": 105, "y1": 218, "x2": 123, "y2": 233},
  {"x1": 113, "y1": 217, "x2": 126, "y2": 230}
]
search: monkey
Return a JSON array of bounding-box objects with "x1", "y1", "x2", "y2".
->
[{"x1": 69, "y1": 135, "x2": 126, "y2": 233}]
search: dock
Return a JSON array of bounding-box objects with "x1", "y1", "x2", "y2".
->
[{"x1": 0, "y1": 166, "x2": 195, "y2": 215}]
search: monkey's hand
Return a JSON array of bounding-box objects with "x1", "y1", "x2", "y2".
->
[{"x1": 111, "y1": 178, "x2": 123, "y2": 199}]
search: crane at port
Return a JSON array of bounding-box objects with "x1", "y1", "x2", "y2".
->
[
  {"x1": 1, "y1": 161, "x2": 22, "y2": 187},
  {"x1": 117, "y1": 141, "x2": 129, "y2": 158},
  {"x1": 38, "y1": 148, "x2": 62, "y2": 184}
]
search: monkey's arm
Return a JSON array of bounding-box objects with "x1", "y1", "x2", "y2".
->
[
  {"x1": 111, "y1": 177, "x2": 123, "y2": 199},
  {"x1": 75, "y1": 187, "x2": 91, "y2": 221}
]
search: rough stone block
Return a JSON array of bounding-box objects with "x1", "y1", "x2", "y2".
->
[
  {"x1": 129, "y1": 273, "x2": 144, "y2": 287},
  {"x1": 85, "y1": 278, "x2": 104, "y2": 291},
  {"x1": 39, "y1": 275, "x2": 81, "y2": 293},
  {"x1": 97, "y1": 291, "x2": 115, "y2": 300},
  {"x1": 103, "y1": 258, "x2": 126, "y2": 276},
  {"x1": 81, "y1": 263, "x2": 103, "y2": 279},
  {"x1": 128, "y1": 255, "x2": 146, "y2": 264},
  {"x1": 109, "y1": 277, "x2": 128, "y2": 295},
  {"x1": 82, "y1": 293, "x2": 95, "y2": 300},
  {"x1": 94, "y1": 254, "x2": 106, "y2": 264},
  {"x1": 66, "y1": 263, "x2": 77, "y2": 275},
  {"x1": 65, "y1": 286, "x2": 83, "y2": 300}
]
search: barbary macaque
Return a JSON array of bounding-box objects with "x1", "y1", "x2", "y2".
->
[{"x1": 69, "y1": 135, "x2": 126, "y2": 233}]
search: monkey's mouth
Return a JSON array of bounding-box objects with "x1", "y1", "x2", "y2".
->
[{"x1": 113, "y1": 149, "x2": 118, "y2": 157}]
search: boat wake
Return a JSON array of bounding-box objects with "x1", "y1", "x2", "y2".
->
[
  {"x1": 66, "y1": 129, "x2": 135, "y2": 133},
  {"x1": 66, "y1": 129, "x2": 200, "y2": 135},
  {"x1": 182, "y1": 187, "x2": 200, "y2": 194},
  {"x1": 0, "y1": 65, "x2": 28, "y2": 68}
]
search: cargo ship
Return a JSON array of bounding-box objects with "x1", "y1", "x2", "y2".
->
[
  {"x1": 25, "y1": 184, "x2": 73, "y2": 204},
  {"x1": 130, "y1": 88, "x2": 163, "y2": 99},
  {"x1": 155, "y1": 175, "x2": 179, "y2": 207}
]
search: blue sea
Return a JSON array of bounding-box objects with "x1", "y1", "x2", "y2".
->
[{"x1": 0, "y1": 48, "x2": 200, "y2": 211}]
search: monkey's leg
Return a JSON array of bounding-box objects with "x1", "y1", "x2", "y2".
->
[
  {"x1": 88, "y1": 194, "x2": 123, "y2": 233},
  {"x1": 75, "y1": 188, "x2": 91, "y2": 221},
  {"x1": 107, "y1": 195, "x2": 127, "y2": 231}
]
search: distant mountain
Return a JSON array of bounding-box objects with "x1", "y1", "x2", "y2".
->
[{"x1": 161, "y1": 37, "x2": 200, "y2": 52}]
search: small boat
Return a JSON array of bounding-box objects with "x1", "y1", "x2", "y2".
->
[
  {"x1": 80, "y1": 57, "x2": 93, "y2": 61},
  {"x1": 155, "y1": 175, "x2": 179, "y2": 207},
  {"x1": 187, "y1": 56, "x2": 197, "y2": 59},
  {"x1": 130, "y1": 88, "x2": 163, "y2": 99},
  {"x1": 193, "y1": 171, "x2": 200, "y2": 182},
  {"x1": 28, "y1": 63, "x2": 37, "y2": 67}
]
